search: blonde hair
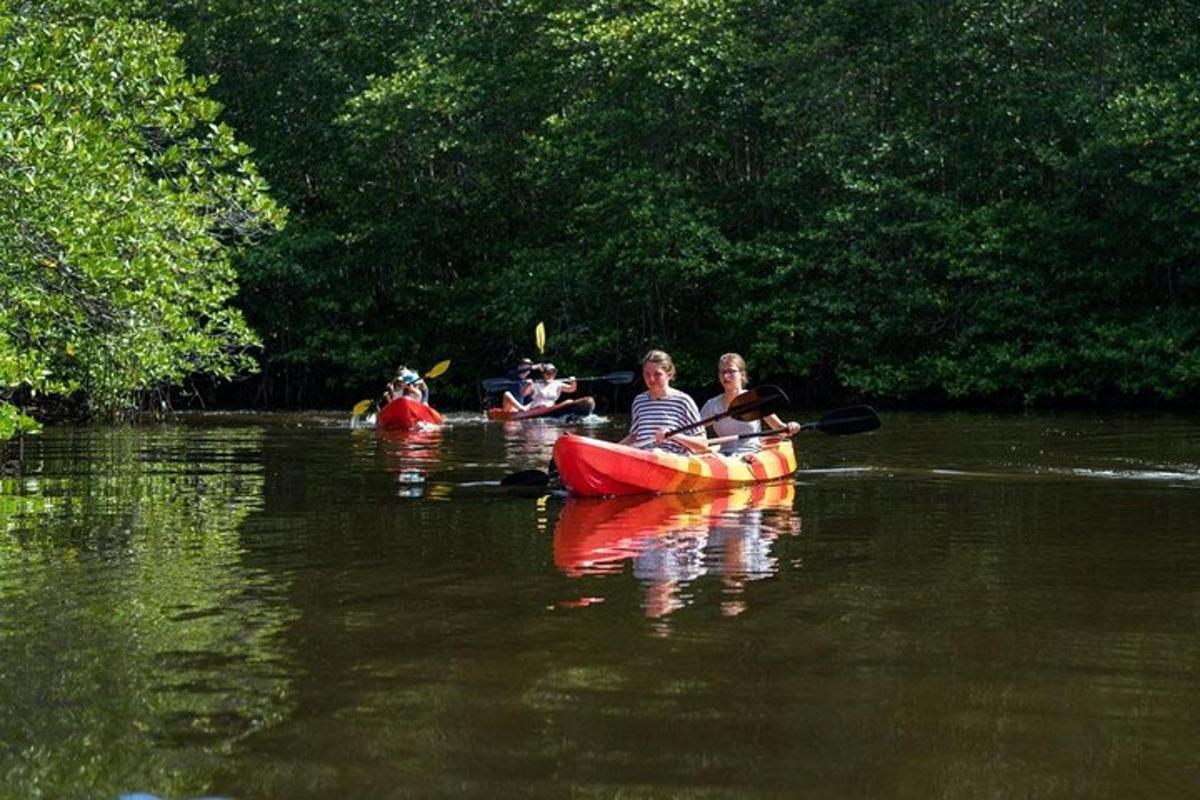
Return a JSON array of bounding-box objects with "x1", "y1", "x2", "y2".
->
[
  {"x1": 718, "y1": 352, "x2": 749, "y2": 388},
  {"x1": 641, "y1": 349, "x2": 676, "y2": 380}
]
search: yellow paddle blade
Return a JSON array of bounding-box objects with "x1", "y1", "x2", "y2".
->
[
  {"x1": 351, "y1": 399, "x2": 373, "y2": 417},
  {"x1": 424, "y1": 359, "x2": 451, "y2": 379},
  {"x1": 535, "y1": 321, "x2": 546, "y2": 354}
]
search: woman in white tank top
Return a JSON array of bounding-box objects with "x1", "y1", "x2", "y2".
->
[
  {"x1": 700, "y1": 353, "x2": 800, "y2": 455},
  {"x1": 526, "y1": 363, "x2": 577, "y2": 408}
]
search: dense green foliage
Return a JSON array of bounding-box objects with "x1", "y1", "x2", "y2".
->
[
  {"x1": 158, "y1": 0, "x2": 1198, "y2": 407},
  {"x1": 0, "y1": 0, "x2": 282, "y2": 438},
  {"x1": 7, "y1": 0, "x2": 1200, "y2": 428}
]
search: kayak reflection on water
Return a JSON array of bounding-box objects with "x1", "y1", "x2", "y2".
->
[
  {"x1": 375, "y1": 427, "x2": 442, "y2": 497},
  {"x1": 553, "y1": 482, "x2": 799, "y2": 624}
]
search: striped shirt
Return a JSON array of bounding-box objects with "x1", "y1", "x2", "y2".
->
[{"x1": 628, "y1": 389, "x2": 701, "y2": 454}]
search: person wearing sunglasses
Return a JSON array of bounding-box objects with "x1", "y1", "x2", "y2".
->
[{"x1": 499, "y1": 357, "x2": 536, "y2": 412}]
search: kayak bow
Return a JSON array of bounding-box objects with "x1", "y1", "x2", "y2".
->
[
  {"x1": 487, "y1": 396, "x2": 596, "y2": 422},
  {"x1": 376, "y1": 396, "x2": 444, "y2": 431}
]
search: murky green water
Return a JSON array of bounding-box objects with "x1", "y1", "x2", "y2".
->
[{"x1": 2, "y1": 410, "x2": 1198, "y2": 799}]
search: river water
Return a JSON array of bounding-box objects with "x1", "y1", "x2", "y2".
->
[{"x1": 1, "y1": 410, "x2": 1198, "y2": 799}]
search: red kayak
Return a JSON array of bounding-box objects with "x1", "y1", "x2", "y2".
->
[
  {"x1": 376, "y1": 396, "x2": 444, "y2": 431},
  {"x1": 487, "y1": 396, "x2": 596, "y2": 422},
  {"x1": 552, "y1": 433, "x2": 797, "y2": 496}
]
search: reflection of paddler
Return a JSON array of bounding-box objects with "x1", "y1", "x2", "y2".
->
[
  {"x1": 553, "y1": 481, "x2": 796, "y2": 576},
  {"x1": 706, "y1": 483, "x2": 799, "y2": 616}
]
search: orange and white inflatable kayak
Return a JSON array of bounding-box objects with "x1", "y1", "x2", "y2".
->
[
  {"x1": 552, "y1": 433, "x2": 797, "y2": 496},
  {"x1": 376, "y1": 396, "x2": 443, "y2": 431},
  {"x1": 487, "y1": 396, "x2": 596, "y2": 422}
]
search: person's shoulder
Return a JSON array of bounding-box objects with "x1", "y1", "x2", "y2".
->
[
  {"x1": 699, "y1": 394, "x2": 724, "y2": 414},
  {"x1": 667, "y1": 387, "x2": 699, "y2": 405}
]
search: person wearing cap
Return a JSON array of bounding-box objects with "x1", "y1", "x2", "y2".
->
[
  {"x1": 387, "y1": 366, "x2": 429, "y2": 404},
  {"x1": 499, "y1": 358, "x2": 536, "y2": 412},
  {"x1": 500, "y1": 361, "x2": 577, "y2": 413}
]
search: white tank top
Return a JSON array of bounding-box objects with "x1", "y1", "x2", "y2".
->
[{"x1": 528, "y1": 380, "x2": 564, "y2": 408}]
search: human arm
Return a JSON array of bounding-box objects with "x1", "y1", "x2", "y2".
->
[
  {"x1": 620, "y1": 392, "x2": 645, "y2": 445},
  {"x1": 655, "y1": 428, "x2": 711, "y2": 454},
  {"x1": 657, "y1": 390, "x2": 708, "y2": 453},
  {"x1": 764, "y1": 413, "x2": 801, "y2": 436}
]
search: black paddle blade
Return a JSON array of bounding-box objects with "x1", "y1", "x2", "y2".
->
[
  {"x1": 729, "y1": 385, "x2": 790, "y2": 422},
  {"x1": 500, "y1": 469, "x2": 551, "y2": 487},
  {"x1": 603, "y1": 371, "x2": 635, "y2": 384},
  {"x1": 810, "y1": 405, "x2": 881, "y2": 435}
]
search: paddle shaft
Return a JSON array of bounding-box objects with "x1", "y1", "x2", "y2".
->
[
  {"x1": 662, "y1": 385, "x2": 788, "y2": 438},
  {"x1": 482, "y1": 370, "x2": 632, "y2": 393},
  {"x1": 706, "y1": 405, "x2": 881, "y2": 444},
  {"x1": 574, "y1": 371, "x2": 634, "y2": 383},
  {"x1": 707, "y1": 428, "x2": 790, "y2": 446}
]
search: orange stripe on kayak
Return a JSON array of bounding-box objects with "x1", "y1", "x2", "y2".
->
[
  {"x1": 746, "y1": 451, "x2": 769, "y2": 481},
  {"x1": 707, "y1": 455, "x2": 731, "y2": 486},
  {"x1": 778, "y1": 444, "x2": 797, "y2": 474},
  {"x1": 673, "y1": 452, "x2": 710, "y2": 492},
  {"x1": 761, "y1": 444, "x2": 793, "y2": 478}
]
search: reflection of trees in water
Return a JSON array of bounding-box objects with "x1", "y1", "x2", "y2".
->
[
  {"x1": 502, "y1": 420, "x2": 563, "y2": 469},
  {"x1": 0, "y1": 424, "x2": 293, "y2": 799},
  {"x1": 554, "y1": 483, "x2": 799, "y2": 629}
]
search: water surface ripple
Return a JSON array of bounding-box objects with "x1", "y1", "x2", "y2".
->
[{"x1": 1, "y1": 410, "x2": 1198, "y2": 799}]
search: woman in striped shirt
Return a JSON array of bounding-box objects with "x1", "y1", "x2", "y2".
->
[{"x1": 618, "y1": 350, "x2": 710, "y2": 455}]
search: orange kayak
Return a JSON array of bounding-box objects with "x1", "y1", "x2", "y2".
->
[
  {"x1": 552, "y1": 433, "x2": 797, "y2": 496},
  {"x1": 376, "y1": 397, "x2": 444, "y2": 431},
  {"x1": 487, "y1": 396, "x2": 596, "y2": 422}
]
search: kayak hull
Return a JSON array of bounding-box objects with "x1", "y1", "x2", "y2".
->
[
  {"x1": 487, "y1": 396, "x2": 596, "y2": 422},
  {"x1": 552, "y1": 434, "x2": 797, "y2": 497},
  {"x1": 376, "y1": 397, "x2": 444, "y2": 431}
]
